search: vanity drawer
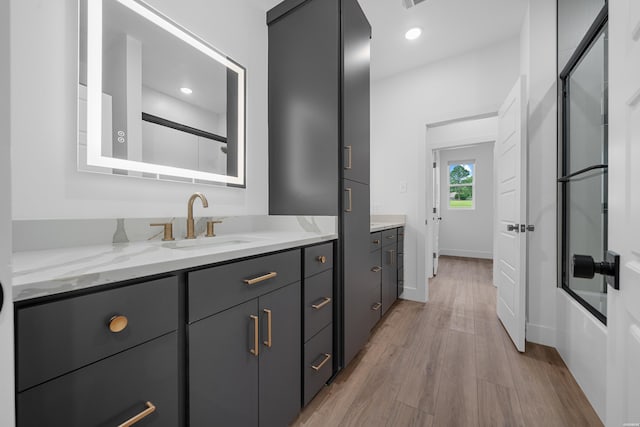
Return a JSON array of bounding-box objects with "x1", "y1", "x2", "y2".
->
[
  {"x1": 369, "y1": 232, "x2": 382, "y2": 252},
  {"x1": 304, "y1": 323, "x2": 333, "y2": 407},
  {"x1": 17, "y1": 276, "x2": 178, "y2": 391},
  {"x1": 188, "y1": 249, "x2": 301, "y2": 323},
  {"x1": 304, "y1": 242, "x2": 333, "y2": 278},
  {"x1": 304, "y1": 269, "x2": 333, "y2": 342},
  {"x1": 382, "y1": 228, "x2": 397, "y2": 246},
  {"x1": 17, "y1": 332, "x2": 178, "y2": 427}
]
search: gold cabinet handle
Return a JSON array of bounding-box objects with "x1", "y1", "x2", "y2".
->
[
  {"x1": 386, "y1": 235, "x2": 395, "y2": 240},
  {"x1": 345, "y1": 145, "x2": 353, "y2": 170},
  {"x1": 316, "y1": 255, "x2": 327, "y2": 264},
  {"x1": 388, "y1": 249, "x2": 396, "y2": 266},
  {"x1": 312, "y1": 297, "x2": 332, "y2": 310},
  {"x1": 345, "y1": 188, "x2": 352, "y2": 212},
  {"x1": 244, "y1": 272, "x2": 278, "y2": 285},
  {"x1": 250, "y1": 315, "x2": 259, "y2": 356},
  {"x1": 109, "y1": 315, "x2": 128, "y2": 333},
  {"x1": 150, "y1": 223, "x2": 175, "y2": 241},
  {"x1": 372, "y1": 302, "x2": 382, "y2": 311},
  {"x1": 118, "y1": 401, "x2": 156, "y2": 427},
  {"x1": 311, "y1": 353, "x2": 332, "y2": 371},
  {"x1": 371, "y1": 266, "x2": 382, "y2": 273},
  {"x1": 263, "y1": 309, "x2": 272, "y2": 348},
  {"x1": 372, "y1": 239, "x2": 380, "y2": 245}
]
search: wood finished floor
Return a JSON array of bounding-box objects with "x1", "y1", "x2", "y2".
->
[{"x1": 292, "y1": 256, "x2": 603, "y2": 427}]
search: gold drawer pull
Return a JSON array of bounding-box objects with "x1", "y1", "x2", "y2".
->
[
  {"x1": 244, "y1": 272, "x2": 278, "y2": 285},
  {"x1": 372, "y1": 302, "x2": 382, "y2": 311},
  {"x1": 312, "y1": 297, "x2": 332, "y2": 310},
  {"x1": 345, "y1": 145, "x2": 353, "y2": 170},
  {"x1": 371, "y1": 266, "x2": 382, "y2": 273},
  {"x1": 386, "y1": 235, "x2": 395, "y2": 240},
  {"x1": 109, "y1": 315, "x2": 128, "y2": 333},
  {"x1": 372, "y1": 239, "x2": 380, "y2": 245},
  {"x1": 311, "y1": 353, "x2": 332, "y2": 371},
  {"x1": 118, "y1": 401, "x2": 156, "y2": 427},
  {"x1": 316, "y1": 255, "x2": 327, "y2": 264},
  {"x1": 263, "y1": 309, "x2": 272, "y2": 348},
  {"x1": 345, "y1": 188, "x2": 352, "y2": 212},
  {"x1": 250, "y1": 315, "x2": 259, "y2": 356}
]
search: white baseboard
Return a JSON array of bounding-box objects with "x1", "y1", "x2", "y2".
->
[
  {"x1": 399, "y1": 285, "x2": 427, "y2": 303},
  {"x1": 526, "y1": 322, "x2": 556, "y2": 347},
  {"x1": 439, "y1": 249, "x2": 493, "y2": 260}
]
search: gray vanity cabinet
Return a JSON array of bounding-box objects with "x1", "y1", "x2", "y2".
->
[
  {"x1": 187, "y1": 252, "x2": 301, "y2": 427},
  {"x1": 381, "y1": 238, "x2": 399, "y2": 317}
]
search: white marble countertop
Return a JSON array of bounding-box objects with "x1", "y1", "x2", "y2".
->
[
  {"x1": 370, "y1": 221, "x2": 406, "y2": 233},
  {"x1": 12, "y1": 231, "x2": 337, "y2": 302}
]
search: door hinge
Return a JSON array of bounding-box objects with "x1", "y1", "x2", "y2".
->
[
  {"x1": 433, "y1": 252, "x2": 436, "y2": 259},
  {"x1": 526, "y1": 225, "x2": 535, "y2": 232},
  {"x1": 433, "y1": 208, "x2": 437, "y2": 214},
  {"x1": 433, "y1": 162, "x2": 437, "y2": 168}
]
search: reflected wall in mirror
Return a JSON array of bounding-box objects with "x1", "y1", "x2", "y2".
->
[{"x1": 78, "y1": 0, "x2": 246, "y2": 186}]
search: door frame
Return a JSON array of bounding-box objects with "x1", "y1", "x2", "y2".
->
[{"x1": 421, "y1": 112, "x2": 498, "y2": 295}]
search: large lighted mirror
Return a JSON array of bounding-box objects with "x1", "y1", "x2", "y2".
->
[{"x1": 78, "y1": 0, "x2": 246, "y2": 186}]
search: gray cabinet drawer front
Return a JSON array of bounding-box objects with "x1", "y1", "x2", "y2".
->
[
  {"x1": 304, "y1": 269, "x2": 333, "y2": 342},
  {"x1": 369, "y1": 232, "x2": 382, "y2": 252},
  {"x1": 304, "y1": 323, "x2": 333, "y2": 407},
  {"x1": 304, "y1": 242, "x2": 334, "y2": 278},
  {"x1": 17, "y1": 276, "x2": 178, "y2": 391},
  {"x1": 188, "y1": 249, "x2": 301, "y2": 323},
  {"x1": 382, "y1": 228, "x2": 397, "y2": 246},
  {"x1": 18, "y1": 332, "x2": 178, "y2": 427}
]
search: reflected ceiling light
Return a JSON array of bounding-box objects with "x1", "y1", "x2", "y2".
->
[
  {"x1": 405, "y1": 27, "x2": 422, "y2": 40},
  {"x1": 180, "y1": 87, "x2": 193, "y2": 95}
]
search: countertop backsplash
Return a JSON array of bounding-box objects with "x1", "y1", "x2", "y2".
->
[{"x1": 13, "y1": 215, "x2": 338, "y2": 252}]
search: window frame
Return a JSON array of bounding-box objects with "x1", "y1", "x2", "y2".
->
[{"x1": 447, "y1": 160, "x2": 476, "y2": 210}]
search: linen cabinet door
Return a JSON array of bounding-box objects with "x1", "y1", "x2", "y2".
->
[
  {"x1": 258, "y1": 283, "x2": 301, "y2": 427},
  {"x1": 343, "y1": 179, "x2": 371, "y2": 366},
  {"x1": 188, "y1": 299, "x2": 259, "y2": 427},
  {"x1": 342, "y1": 0, "x2": 371, "y2": 185}
]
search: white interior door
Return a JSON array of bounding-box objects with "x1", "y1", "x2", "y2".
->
[
  {"x1": 607, "y1": 2, "x2": 640, "y2": 424},
  {"x1": 495, "y1": 77, "x2": 527, "y2": 352},
  {"x1": 0, "y1": 0, "x2": 14, "y2": 422},
  {"x1": 432, "y1": 150, "x2": 441, "y2": 275}
]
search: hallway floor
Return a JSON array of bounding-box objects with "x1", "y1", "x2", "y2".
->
[{"x1": 292, "y1": 256, "x2": 603, "y2": 426}]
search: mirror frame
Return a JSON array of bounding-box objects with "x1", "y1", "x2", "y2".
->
[{"x1": 84, "y1": 0, "x2": 246, "y2": 186}]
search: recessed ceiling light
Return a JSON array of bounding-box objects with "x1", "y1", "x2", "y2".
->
[
  {"x1": 180, "y1": 87, "x2": 193, "y2": 95},
  {"x1": 405, "y1": 27, "x2": 422, "y2": 41}
]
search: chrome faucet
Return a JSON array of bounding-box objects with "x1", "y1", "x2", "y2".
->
[{"x1": 186, "y1": 193, "x2": 209, "y2": 239}]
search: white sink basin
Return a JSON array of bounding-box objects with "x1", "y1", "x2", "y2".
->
[{"x1": 162, "y1": 236, "x2": 256, "y2": 250}]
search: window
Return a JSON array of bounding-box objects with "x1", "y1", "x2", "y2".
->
[{"x1": 448, "y1": 161, "x2": 475, "y2": 209}]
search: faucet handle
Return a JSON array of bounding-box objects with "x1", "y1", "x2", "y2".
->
[
  {"x1": 150, "y1": 223, "x2": 175, "y2": 241},
  {"x1": 206, "y1": 220, "x2": 223, "y2": 237}
]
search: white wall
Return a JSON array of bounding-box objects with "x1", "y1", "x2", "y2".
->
[
  {"x1": 0, "y1": 0, "x2": 15, "y2": 423},
  {"x1": 519, "y1": 0, "x2": 559, "y2": 348},
  {"x1": 371, "y1": 38, "x2": 520, "y2": 302},
  {"x1": 438, "y1": 142, "x2": 494, "y2": 259},
  {"x1": 10, "y1": 0, "x2": 268, "y2": 219}
]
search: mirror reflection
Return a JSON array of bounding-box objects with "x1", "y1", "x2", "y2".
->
[{"x1": 78, "y1": 0, "x2": 245, "y2": 185}]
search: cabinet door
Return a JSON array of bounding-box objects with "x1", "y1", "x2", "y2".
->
[
  {"x1": 367, "y1": 249, "x2": 382, "y2": 330},
  {"x1": 268, "y1": 0, "x2": 340, "y2": 215},
  {"x1": 18, "y1": 333, "x2": 178, "y2": 427},
  {"x1": 343, "y1": 179, "x2": 371, "y2": 365},
  {"x1": 381, "y1": 245, "x2": 398, "y2": 317},
  {"x1": 342, "y1": 0, "x2": 371, "y2": 185},
  {"x1": 258, "y1": 283, "x2": 301, "y2": 427},
  {"x1": 189, "y1": 299, "x2": 259, "y2": 427}
]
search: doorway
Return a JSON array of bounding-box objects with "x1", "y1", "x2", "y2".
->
[{"x1": 432, "y1": 142, "x2": 495, "y2": 277}]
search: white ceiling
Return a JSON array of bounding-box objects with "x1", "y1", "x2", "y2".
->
[
  {"x1": 359, "y1": 0, "x2": 527, "y2": 81},
  {"x1": 258, "y1": 0, "x2": 527, "y2": 82}
]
